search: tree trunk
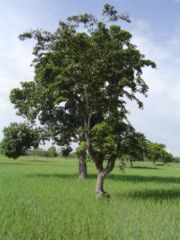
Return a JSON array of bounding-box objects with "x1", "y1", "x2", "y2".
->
[
  {"x1": 130, "y1": 158, "x2": 133, "y2": 168},
  {"x1": 96, "y1": 171, "x2": 110, "y2": 198},
  {"x1": 85, "y1": 121, "x2": 116, "y2": 197},
  {"x1": 95, "y1": 155, "x2": 116, "y2": 198},
  {"x1": 78, "y1": 150, "x2": 87, "y2": 179}
]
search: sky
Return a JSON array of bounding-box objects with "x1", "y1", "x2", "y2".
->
[{"x1": 1, "y1": 0, "x2": 180, "y2": 155}]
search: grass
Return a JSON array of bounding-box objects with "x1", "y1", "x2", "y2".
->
[{"x1": 0, "y1": 155, "x2": 179, "y2": 239}]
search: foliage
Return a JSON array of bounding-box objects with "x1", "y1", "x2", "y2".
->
[
  {"x1": 1, "y1": 123, "x2": 41, "y2": 159},
  {"x1": 61, "y1": 146, "x2": 72, "y2": 157},
  {"x1": 69, "y1": 151, "x2": 77, "y2": 158},
  {"x1": 27, "y1": 148, "x2": 49, "y2": 157},
  {"x1": 47, "y1": 146, "x2": 57, "y2": 157},
  {"x1": 27, "y1": 148, "x2": 57, "y2": 157},
  {"x1": 146, "y1": 142, "x2": 174, "y2": 164},
  {"x1": 173, "y1": 156, "x2": 180, "y2": 163},
  {"x1": 121, "y1": 128, "x2": 148, "y2": 161},
  {"x1": 0, "y1": 144, "x2": 3, "y2": 154},
  {"x1": 11, "y1": 4, "x2": 155, "y2": 147},
  {"x1": 116, "y1": 130, "x2": 148, "y2": 167}
]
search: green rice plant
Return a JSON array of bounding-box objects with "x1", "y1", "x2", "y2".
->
[{"x1": 0, "y1": 155, "x2": 179, "y2": 239}]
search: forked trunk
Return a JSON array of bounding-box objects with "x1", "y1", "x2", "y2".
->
[
  {"x1": 78, "y1": 150, "x2": 87, "y2": 179},
  {"x1": 95, "y1": 155, "x2": 116, "y2": 198}
]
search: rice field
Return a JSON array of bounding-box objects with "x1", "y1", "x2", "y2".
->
[{"x1": 0, "y1": 155, "x2": 179, "y2": 239}]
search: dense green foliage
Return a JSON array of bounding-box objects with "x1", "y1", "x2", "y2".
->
[
  {"x1": 146, "y1": 142, "x2": 174, "y2": 164},
  {"x1": 174, "y1": 156, "x2": 180, "y2": 163},
  {"x1": 120, "y1": 140, "x2": 174, "y2": 167},
  {"x1": 61, "y1": 145, "x2": 72, "y2": 157},
  {"x1": 47, "y1": 146, "x2": 57, "y2": 157},
  {"x1": 0, "y1": 123, "x2": 40, "y2": 159},
  {"x1": 0, "y1": 155, "x2": 179, "y2": 239}
]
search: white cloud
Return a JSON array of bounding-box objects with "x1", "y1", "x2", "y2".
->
[
  {"x1": 0, "y1": 35, "x2": 33, "y2": 140},
  {"x1": 126, "y1": 20, "x2": 180, "y2": 155}
]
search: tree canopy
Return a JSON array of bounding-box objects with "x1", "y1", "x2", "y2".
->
[
  {"x1": 121, "y1": 129, "x2": 148, "y2": 167},
  {"x1": 146, "y1": 142, "x2": 174, "y2": 164},
  {"x1": 0, "y1": 123, "x2": 40, "y2": 159}
]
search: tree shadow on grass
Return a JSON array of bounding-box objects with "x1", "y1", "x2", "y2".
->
[
  {"x1": 27, "y1": 173, "x2": 98, "y2": 180},
  {"x1": 27, "y1": 173, "x2": 80, "y2": 179},
  {"x1": 0, "y1": 161, "x2": 69, "y2": 167},
  {"x1": 108, "y1": 174, "x2": 180, "y2": 184},
  {"x1": 132, "y1": 166, "x2": 159, "y2": 170},
  {"x1": 0, "y1": 162, "x2": 41, "y2": 166},
  {"x1": 120, "y1": 188, "x2": 180, "y2": 200},
  {"x1": 27, "y1": 173, "x2": 180, "y2": 200},
  {"x1": 0, "y1": 161, "x2": 50, "y2": 165},
  {"x1": 27, "y1": 172, "x2": 180, "y2": 185}
]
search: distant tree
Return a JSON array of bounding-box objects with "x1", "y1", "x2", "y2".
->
[
  {"x1": 122, "y1": 130, "x2": 147, "y2": 167},
  {"x1": 10, "y1": 4, "x2": 155, "y2": 196},
  {"x1": 0, "y1": 143, "x2": 3, "y2": 154},
  {"x1": 27, "y1": 148, "x2": 49, "y2": 157},
  {"x1": 61, "y1": 146, "x2": 72, "y2": 157},
  {"x1": 146, "y1": 142, "x2": 173, "y2": 164},
  {"x1": 146, "y1": 142, "x2": 164, "y2": 165},
  {"x1": 161, "y1": 150, "x2": 174, "y2": 164},
  {"x1": 173, "y1": 156, "x2": 180, "y2": 163},
  {"x1": 1, "y1": 123, "x2": 40, "y2": 159},
  {"x1": 47, "y1": 146, "x2": 57, "y2": 157}
]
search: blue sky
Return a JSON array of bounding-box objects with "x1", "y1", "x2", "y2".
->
[{"x1": 1, "y1": 0, "x2": 180, "y2": 155}]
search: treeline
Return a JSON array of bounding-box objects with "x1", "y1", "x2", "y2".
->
[
  {"x1": 0, "y1": 122, "x2": 177, "y2": 164},
  {"x1": 26, "y1": 147, "x2": 58, "y2": 158},
  {"x1": 120, "y1": 142, "x2": 176, "y2": 168},
  {"x1": 26, "y1": 146, "x2": 73, "y2": 158}
]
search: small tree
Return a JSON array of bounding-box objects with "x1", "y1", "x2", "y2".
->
[
  {"x1": 146, "y1": 142, "x2": 173, "y2": 165},
  {"x1": 147, "y1": 142, "x2": 163, "y2": 165},
  {"x1": 61, "y1": 146, "x2": 72, "y2": 157},
  {"x1": 161, "y1": 151, "x2": 174, "y2": 164},
  {"x1": 122, "y1": 129, "x2": 147, "y2": 168},
  {"x1": 47, "y1": 146, "x2": 57, "y2": 157},
  {"x1": 173, "y1": 157, "x2": 180, "y2": 163},
  {"x1": 1, "y1": 123, "x2": 40, "y2": 159}
]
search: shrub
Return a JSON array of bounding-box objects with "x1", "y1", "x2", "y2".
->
[
  {"x1": 61, "y1": 146, "x2": 72, "y2": 157},
  {"x1": 47, "y1": 146, "x2": 57, "y2": 157}
]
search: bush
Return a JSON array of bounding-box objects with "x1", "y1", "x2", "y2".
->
[
  {"x1": 61, "y1": 146, "x2": 72, "y2": 157},
  {"x1": 47, "y1": 146, "x2": 57, "y2": 157}
]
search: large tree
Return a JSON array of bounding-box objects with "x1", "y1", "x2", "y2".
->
[{"x1": 10, "y1": 4, "x2": 156, "y2": 196}]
